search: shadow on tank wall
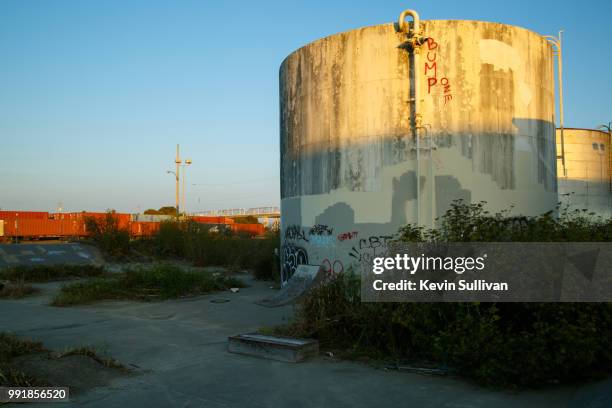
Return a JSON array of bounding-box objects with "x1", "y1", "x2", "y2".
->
[{"x1": 280, "y1": 115, "x2": 558, "y2": 281}]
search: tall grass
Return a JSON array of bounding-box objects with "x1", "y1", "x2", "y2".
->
[
  {"x1": 0, "y1": 333, "x2": 46, "y2": 386},
  {"x1": 151, "y1": 221, "x2": 280, "y2": 281},
  {"x1": 0, "y1": 264, "x2": 105, "y2": 282},
  {"x1": 51, "y1": 264, "x2": 246, "y2": 306}
]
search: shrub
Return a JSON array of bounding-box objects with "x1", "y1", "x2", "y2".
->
[
  {"x1": 85, "y1": 212, "x2": 131, "y2": 259},
  {"x1": 0, "y1": 264, "x2": 104, "y2": 282},
  {"x1": 51, "y1": 264, "x2": 246, "y2": 306},
  {"x1": 282, "y1": 273, "x2": 612, "y2": 387},
  {"x1": 280, "y1": 201, "x2": 612, "y2": 387},
  {"x1": 397, "y1": 200, "x2": 611, "y2": 243},
  {"x1": 150, "y1": 222, "x2": 280, "y2": 281}
]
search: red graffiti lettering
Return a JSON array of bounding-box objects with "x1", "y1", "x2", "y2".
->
[
  {"x1": 337, "y1": 231, "x2": 358, "y2": 241},
  {"x1": 423, "y1": 37, "x2": 452, "y2": 103},
  {"x1": 428, "y1": 77, "x2": 438, "y2": 93},
  {"x1": 424, "y1": 61, "x2": 437, "y2": 77},
  {"x1": 427, "y1": 37, "x2": 438, "y2": 50},
  {"x1": 441, "y1": 77, "x2": 450, "y2": 92},
  {"x1": 321, "y1": 258, "x2": 344, "y2": 275}
]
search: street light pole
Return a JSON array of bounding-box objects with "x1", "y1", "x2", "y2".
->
[
  {"x1": 175, "y1": 144, "x2": 182, "y2": 217},
  {"x1": 181, "y1": 159, "x2": 192, "y2": 215}
]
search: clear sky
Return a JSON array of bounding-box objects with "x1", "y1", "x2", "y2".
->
[{"x1": 1, "y1": 0, "x2": 610, "y2": 213}]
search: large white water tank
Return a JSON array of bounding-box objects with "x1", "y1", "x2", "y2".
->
[{"x1": 279, "y1": 19, "x2": 558, "y2": 282}]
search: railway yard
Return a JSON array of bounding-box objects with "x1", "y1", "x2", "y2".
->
[{"x1": 0, "y1": 210, "x2": 265, "y2": 242}]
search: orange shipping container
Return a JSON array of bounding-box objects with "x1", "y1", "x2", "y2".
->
[
  {"x1": 0, "y1": 211, "x2": 49, "y2": 220},
  {"x1": 3, "y1": 218, "x2": 81, "y2": 238},
  {"x1": 52, "y1": 212, "x2": 131, "y2": 230},
  {"x1": 130, "y1": 221, "x2": 160, "y2": 237},
  {"x1": 230, "y1": 223, "x2": 265, "y2": 236},
  {"x1": 191, "y1": 216, "x2": 230, "y2": 224}
]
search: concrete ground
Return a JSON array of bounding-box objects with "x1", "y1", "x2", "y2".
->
[
  {"x1": 0, "y1": 243, "x2": 104, "y2": 268},
  {"x1": 1, "y1": 274, "x2": 611, "y2": 407}
]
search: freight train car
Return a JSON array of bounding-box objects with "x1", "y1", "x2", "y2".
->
[
  {"x1": 1, "y1": 211, "x2": 132, "y2": 242},
  {"x1": 0, "y1": 210, "x2": 267, "y2": 241}
]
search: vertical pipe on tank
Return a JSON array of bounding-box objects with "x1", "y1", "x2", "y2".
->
[
  {"x1": 397, "y1": 9, "x2": 427, "y2": 225},
  {"x1": 558, "y1": 31, "x2": 566, "y2": 177},
  {"x1": 545, "y1": 32, "x2": 566, "y2": 177}
]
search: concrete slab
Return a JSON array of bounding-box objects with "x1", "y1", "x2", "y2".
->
[
  {"x1": 0, "y1": 243, "x2": 104, "y2": 268},
  {"x1": 0, "y1": 274, "x2": 609, "y2": 407},
  {"x1": 228, "y1": 333, "x2": 319, "y2": 362}
]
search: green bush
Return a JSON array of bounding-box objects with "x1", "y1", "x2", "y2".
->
[
  {"x1": 150, "y1": 222, "x2": 280, "y2": 281},
  {"x1": 0, "y1": 264, "x2": 104, "y2": 282},
  {"x1": 51, "y1": 264, "x2": 245, "y2": 306},
  {"x1": 397, "y1": 200, "x2": 611, "y2": 242},
  {"x1": 282, "y1": 273, "x2": 612, "y2": 387},
  {"x1": 85, "y1": 212, "x2": 131, "y2": 259},
  {"x1": 280, "y1": 201, "x2": 612, "y2": 387}
]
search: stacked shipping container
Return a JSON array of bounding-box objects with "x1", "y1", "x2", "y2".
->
[{"x1": 0, "y1": 210, "x2": 266, "y2": 240}]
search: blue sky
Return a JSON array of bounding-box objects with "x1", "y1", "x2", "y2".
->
[{"x1": 0, "y1": 0, "x2": 609, "y2": 213}]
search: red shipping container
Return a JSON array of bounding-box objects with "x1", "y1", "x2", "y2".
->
[
  {"x1": 130, "y1": 221, "x2": 160, "y2": 237},
  {"x1": 192, "y1": 216, "x2": 221, "y2": 224},
  {"x1": 191, "y1": 216, "x2": 235, "y2": 225},
  {"x1": 52, "y1": 212, "x2": 131, "y2": 231},
  {"x1": 0, "y1": 210, "x2": 49, "y2": 220},
  {"x1": 3, "y1": 218, "x2": 69, "y2": 238},
  {"x1": 230, "y1": 223, "x2": 265, "y2": 236}
]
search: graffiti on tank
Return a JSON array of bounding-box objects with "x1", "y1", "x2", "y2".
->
[
  {"x1": 359, "y1": 235, "x2": 394, "y2": 250},
  {"x1": 310, "y1": 234, "x2": 335, "y2": 247},
  {"x1": 337, "y1": 231, "x2": 358, "y2": 241},
  {"x1": 281, "y1": 244, "x2": 309, "y2": 283},
  {"x1": 349, "y1": 235, "x2": 394, "y2": 263},
  {"x1": 424, "y1": 37, "x2": 453, "y2": 105},
  {"x1": 284, "y1": 225, "x2": 308, "y2": 242},
  {"x1": 309, "y1": 224, "x2": 334, "y2": 236},
  {"x1": 321, "y1": 258, "x2": 344, "y2": 275}
]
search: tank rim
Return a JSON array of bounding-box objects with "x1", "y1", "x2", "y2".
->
[
  {"x1": 556, "y1": 127, "x2": 611, "y2": 135},
  {"x1": 279, "y1": 19, "x2": 551, "y2": 71}
]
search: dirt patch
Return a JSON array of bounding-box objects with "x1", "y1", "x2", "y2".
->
[{"x1": 11, "y1": 352, "x2": 130, "y2": 394}]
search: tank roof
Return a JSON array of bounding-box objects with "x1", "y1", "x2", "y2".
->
[{"x1": 280, "y1": 19, "x2": 549, "y2": 68}]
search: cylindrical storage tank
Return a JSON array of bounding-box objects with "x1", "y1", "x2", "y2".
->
[
  {"x1": 557, "y1": 128, "x2": 612, "y2": 218},
  {"x1": 279, "y1": 18, "x2": 557, "y2": 282}
]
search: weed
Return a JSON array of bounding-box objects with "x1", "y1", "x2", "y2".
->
[
  {"x1": 0, "y1": 333, "x2": 46, "y2": 387},
  {"x1": 51, "y1": 264, "x2": 246, "y2": 306},
  {"x1": 152, "y1": 222, "x2": 280, "y2": 281},
  {"x1": 55, "y1": 346, "x2": 128, "y2": 372},
  {"x1": 0, "y1": 264, "x2": 105, "y2": 283},
  {"x1": 0, "y1": 281, "x2": 40, "y2": 299}
]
